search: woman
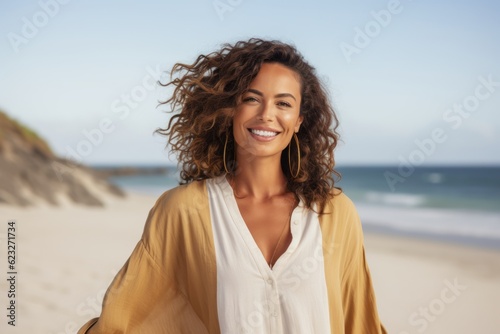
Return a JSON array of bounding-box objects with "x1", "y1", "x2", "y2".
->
[{"x1": 78, "y1": 38, "x2": 387, "y2": 334}]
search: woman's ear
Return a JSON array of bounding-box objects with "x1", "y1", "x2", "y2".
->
[{"x1": 294, "y1": 115, "x2": 303, "y2": 132}]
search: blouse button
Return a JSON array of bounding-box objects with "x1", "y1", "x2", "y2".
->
[
  {"x1": 267, "y1": 278, "x2": 273, "y2": 285},
  {"x1": 293, "y1": 220, "x2": 299, "y2": 225}
]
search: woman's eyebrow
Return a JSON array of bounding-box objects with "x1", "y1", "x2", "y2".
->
[
  {"x1": 275, "y1": 93, "x2": 296, "y2": 101},
  {"x1": 247, "y1": 89, "x2": 296, "y2": 101}
]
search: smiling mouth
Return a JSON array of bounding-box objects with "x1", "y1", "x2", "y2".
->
[{"x1": 248, "y1": 128, "x2": 280, "y2": 137}]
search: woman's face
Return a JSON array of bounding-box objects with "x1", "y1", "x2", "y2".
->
[{"x1": 232, "y1": 62, "x2": 303, "y2": 161}]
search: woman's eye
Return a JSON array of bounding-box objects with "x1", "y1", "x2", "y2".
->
[
  {"x1": 243, "y1": 96, "x2": 259, "y2": 103},
  {"x1": 277, "y1": 101, "x2": 292, "y2": 108}
]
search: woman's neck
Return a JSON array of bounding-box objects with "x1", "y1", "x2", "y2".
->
[{"x1": 229, "y1": 155, "x2": 288, "y2": 201}]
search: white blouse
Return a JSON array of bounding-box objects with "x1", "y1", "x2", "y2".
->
[{"x1": 206, "y1": 175, "x2": 331, "y2": 334}]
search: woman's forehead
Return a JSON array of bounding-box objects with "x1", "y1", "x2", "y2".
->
[{"x1": 247, "y1": 63, "x2": 301, "y2": 98}]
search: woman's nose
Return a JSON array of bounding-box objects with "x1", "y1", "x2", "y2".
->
[{"x1": 256, "y1": 101, "x2": 274, "y2": 121}]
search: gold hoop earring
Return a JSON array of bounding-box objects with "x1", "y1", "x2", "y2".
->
[
  {"x1": 288, "y1": 132, "x2": 301, "y2": 178},
  {"x1": 223, "y1": 133, "x2": 230, "y2": 174}
]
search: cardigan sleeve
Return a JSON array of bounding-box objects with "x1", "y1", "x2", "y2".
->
[
  {"x1": 77, "y1": 187, "x2": 213, "y2": 334},
  {"x1": 340, "y1": 197, "x2": 388, "y2": 334},
  {"x1": 77, "y1": 239, "x2": 186, "y2": 333}
]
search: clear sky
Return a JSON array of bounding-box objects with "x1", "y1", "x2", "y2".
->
[{"x1": 1, "y1": 0, "x2": 499, "y2": 166}]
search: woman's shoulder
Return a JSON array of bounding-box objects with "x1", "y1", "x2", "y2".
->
[
  {"x1": 318, "y1": 188, "x2": 364, "y2": 243},
  {"x1": 141, "y1": 179, "x2": 210, "y2": 247},
  {"x1": 323, "y1": 188, "x2": 358, "y2": 215},
  {"x1": 153, "y1": 178, "x2": 208, "y2": 210}
]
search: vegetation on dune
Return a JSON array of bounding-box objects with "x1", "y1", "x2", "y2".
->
[
  {"x1": 0, "y1": 109, "x2": 125, "y2": 206},
  {"x1": 0, "y1": 110, "x2": 54, "y2": 158}
]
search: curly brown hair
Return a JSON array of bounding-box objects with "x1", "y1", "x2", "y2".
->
[{"x1": 155, "y1": 38, "x2": 341, "y2": 213}]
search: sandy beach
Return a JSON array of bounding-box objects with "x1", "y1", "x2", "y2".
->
[{"x1": 0, "y1": 191, "x2": 499, "y2": 334}]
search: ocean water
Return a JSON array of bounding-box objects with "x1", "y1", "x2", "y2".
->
[
  {"x1": 107, "y1": 166, "x2": 500, "y2": 249},
  {"x1": 336, "y1": 166, "x2": 500, "y2": 248}
]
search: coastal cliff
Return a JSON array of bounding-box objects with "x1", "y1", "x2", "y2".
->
[{"x1": 0, "y1": 110, "x2": 125, "y2": 206}]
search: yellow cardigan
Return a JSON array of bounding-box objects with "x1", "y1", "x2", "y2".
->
[{"x1": 78, "y1": 179, "x2": 387, "y2": 333}]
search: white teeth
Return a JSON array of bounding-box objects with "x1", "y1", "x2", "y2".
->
[{"x1": 250, "y1": 129, "x2": 278, "y2": 137}]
